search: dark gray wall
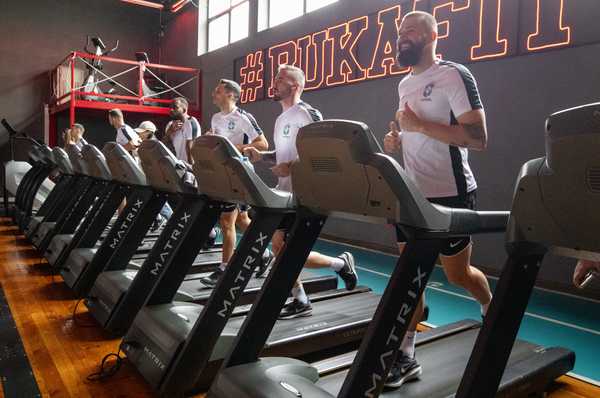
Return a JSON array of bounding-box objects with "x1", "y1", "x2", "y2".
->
[
  {"x1": 162, "y1": 1, "x2": 600, "y2": 295},
  {"x1": 0, "y1": 0, "x2": 162, "y2": 155}
]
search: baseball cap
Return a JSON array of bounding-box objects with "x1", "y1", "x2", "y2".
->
[{"x1": 135, "y1": 121, "x2": 157, "y2": 133}]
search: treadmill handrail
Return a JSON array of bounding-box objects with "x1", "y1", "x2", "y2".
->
[
  {"x1": 137, "y1": 139, "x2": 197, "y2": 194},
  {"x1": 191, "y1": 135, "x2": 294, "y2": 209},
  {"x1": 293, "y1": 120, "x2": 508, "y2": 236},
  {"x1": 102, "y1": 142, "x2": 147, "y2": 186},
  {"x1": 65, "y1": 143, "x2": 89, "y2": 176},
  {"x1": 51, "y1": 147, "x2": 74, "y2": 175},
  {"x1": 81, "y1": 144, "x2": 112, "y2": 180}
]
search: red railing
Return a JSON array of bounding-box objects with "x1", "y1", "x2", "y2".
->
[{"x1": 50, "y1": 51, "x2": 201, "y2": 116}]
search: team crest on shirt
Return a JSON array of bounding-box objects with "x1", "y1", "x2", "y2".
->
[
  {"x1": 283, "y1": 124, "x2": 291, "y2": 136},
  {"x1": 422, "y1": 83, "x2": 434, "y2": 101},
  {"x1": 228, "y1": 121, "x2": 236, "y2": 130}
]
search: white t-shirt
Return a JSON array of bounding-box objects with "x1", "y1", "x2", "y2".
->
[
  {"x1": 165, "y1": 116, "x2": 201, "y2": 163},
  {"x1": 273, "y1": 101, "x2": 322, "y2": 192},
  {"x1": 211, "y1": 107, "x2": 263, "y2": 146},
  {"x1": 398, "y1": 60, "x2": 481, "y2": 198},
  {"x1": 116, "y1": 124, "x2": 140, "y2": 147}
]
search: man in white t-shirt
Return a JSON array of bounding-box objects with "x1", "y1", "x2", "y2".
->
[
  {"x1": 382, "y1": 11, "x2": 491, "y2": 388},
  {"x1": 244, "y1": 65, "x2": 358, "y2": 319},
  {"x1": 200, "y1": 79, "x2": 271, "y2": 287},
  {"x1": 108, "y1": 109, "x2": 140, "y2": 154},
  {"x1": 163, "y1": 97, "x2": 201, "y2": 163}
]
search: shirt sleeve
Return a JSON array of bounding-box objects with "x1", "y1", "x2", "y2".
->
[
  {"x1": 242, "y1": 112, "x2": 263, "y2": 142},
  {"x1": 184, "y1": 118, "x2": 201, "y2": 140},
  {"x1": 116, "y1": 128, "x2": 128, "y2": 145},
  {"x1": 446, "y1": 66, "x2": 483, "y2": 118}
]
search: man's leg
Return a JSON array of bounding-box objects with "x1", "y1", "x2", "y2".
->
[
  {"x1": 385, "y1": 242, "x2": 423, "y2": 388},
  {"x1": 237, "y1": 208, "x2": 274, "y2": 277},
  {"x1": 201, "y1": 208, "x2": 238, "y2": 287},
  {"x1": 440, "y1": 243, "x2": 492, "y2": 316},
  {"x1": 282, "y1": 248, "x2": 358, "y2": 319},
  {"x1": 235, "y1": 209, "x2": 251, "y2": 231}
]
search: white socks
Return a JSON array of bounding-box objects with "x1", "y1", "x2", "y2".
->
[
  {"x1": 329, "y1": 257, "x2": 345, "y2": 272},
  {"x1": 400, "y1": 331, "x2": 416, "y2": 358},
  {"x1": 219, "y1": 263, "x2": 227, "y2": 272},
  {"x1": 292, "y1": 285, "x2": 308, "y2": 304}
]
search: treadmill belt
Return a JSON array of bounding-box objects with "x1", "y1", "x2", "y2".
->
[
  {"x1": 179, "y1": 269, "x2": 337, "y2": 304},
  {"x1": 265, "y1": 292, "x2": 377, "y2": 345},
  {"x1": 316, "y1": 325, "x2": 574, "y2": 397}
]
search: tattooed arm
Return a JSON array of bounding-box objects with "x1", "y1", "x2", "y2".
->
[{"x1": 398, "y1": 104, "x2": 487, "y2": 151}]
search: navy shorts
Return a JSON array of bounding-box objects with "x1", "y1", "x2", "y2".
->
[
  {"x1": 394, "y1": 190, "x2": 477, "y2": 256},
  {"x1": 222, "y1": 203, "x2": 250, "y2": 213}
]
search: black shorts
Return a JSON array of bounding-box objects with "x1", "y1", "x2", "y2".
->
[
  {"x1": 394, "y1": 190, "x2": 477, "y2": 256},
  {"x1": 222, "y1": 203, "x2": 250, "y2": 213}
]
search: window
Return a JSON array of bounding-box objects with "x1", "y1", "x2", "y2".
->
[
  {"x1": 261, "y1": 0, "x2": 339, "y2": 30},
  {"x1": 207, "y1": 0, "x2": 250, "y2": 52}
]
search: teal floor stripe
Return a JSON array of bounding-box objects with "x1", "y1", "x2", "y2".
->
[{"x1": 309, "y1": 239, "x2": 600, "y2": 382}]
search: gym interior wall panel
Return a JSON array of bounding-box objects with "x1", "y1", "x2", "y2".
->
[{"x1": 0, "y1": 0, "x2": 161, "y2": 158}]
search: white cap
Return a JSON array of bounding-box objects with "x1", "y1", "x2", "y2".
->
[{"x1": 134, "y1": 121, "x2": 157, "y2": 133}]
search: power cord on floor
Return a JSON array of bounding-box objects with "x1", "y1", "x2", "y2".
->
[{"x1": 86, "y1": 347, "x2": 125, "y2": 382}]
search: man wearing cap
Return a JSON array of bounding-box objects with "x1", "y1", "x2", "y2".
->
[
  {"x1": 134, "y1": 120, "x2": 158, "y2": 141},
  {"x1": 200, "y1": 79, "x2": 271, "y2": 287}
]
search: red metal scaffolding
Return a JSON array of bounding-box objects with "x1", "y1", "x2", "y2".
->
[{"x1": 48, "y1": 51, "x2": 202, "y2": 146}]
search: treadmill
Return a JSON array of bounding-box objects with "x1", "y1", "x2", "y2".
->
[
  {"x1": 208, "y1": 119, "x2": 574, "y2": 398},
  {"x1": 24, "y1": 147, "x2": 77, "y2": 238},
  {"x1": 61, "y1": 142, "x2": 221, "y2": 297},
  {"x1": 455, "y1": 102, "x2": 600, "y2": 397},
  {"x1": 13, "y1": 144, "x2": 57, "y2": 230},
  {"x1": 46, "y1": 143, "x2": 166, "y2": 269},
  {"x1": 120, "y1": 135, "x2": 376, "y2": 396},
  {"x1": 29, "y1": 144, "x2": 99, "y2": 251},
  {"x1": 45, "y1": 143, "x2": 125, "y2": 267},
  {"x1": 85, "y1": 139, "x2": 337, "y2": 335}
]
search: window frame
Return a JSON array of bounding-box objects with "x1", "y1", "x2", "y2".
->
[
  {"x1": 265, "y1": 0, "x2": 338, "y2": 29},
  {"x1": 207, "y1": 0, "x2": 250, "y2": 52}
]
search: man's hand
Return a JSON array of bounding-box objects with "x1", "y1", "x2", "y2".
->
[
  {"x1": 383, "y1": 121, "x2": 402, "y2": 154},
  {"x1": 271, "y1": 162, "x2": 291, "y2": 177},
  {"x1": 397, "y1": 103, "x2": 424, "y2": 132},
  {"x1": 167, "y1": 121, "x2": 183, "y2": 137},
  {"x1": 243, "y1": 146, "x2": 262, "y2": 162},
  {"x1": 573, "y1": 260, "x2": 600, "y2": 288}
]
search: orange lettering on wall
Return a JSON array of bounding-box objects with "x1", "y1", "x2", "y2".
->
[
  {"x1": 268, "y1": 41, "x2": 298, "y2": 97},
  {"x1": 325, "y1": 16, "x2": 369, "y2": 86},
  {"x1": 471, "y1": 0, "x2": 508, "y2": 60},
  {"x1": 239, "y1": 51, "x2": 264, "y2": 104},
  {"x1": 527, "y1": 0, "x2": 571, "y2": 51},
  {"x1": 297, "y1": 30, "x2": 329, "y2": 91},
  {"x1": 367, "y1": 5, "x2": 411, "y2": 79}
]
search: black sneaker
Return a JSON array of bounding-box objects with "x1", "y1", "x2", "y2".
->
[
  {"x1": 201, "y1": 268, "x2": 224, "y2": 287},
  {"x1": 255, "y1": 249, "x2": 274, "y2": 278},
  {"x1": 384, "y1": 354, "x2": 422, "y2": 388},
  {"x1": 202, "y1": 229, "x2": 217, "y2": 250},
  {"x1": 278, "y1": 299, "x2": 312, "y2": 319},
  {"x1": 336, "y1": 252, "x2": 358, "y2": 290}
]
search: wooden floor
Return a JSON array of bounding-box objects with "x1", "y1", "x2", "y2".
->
[{"x1": 0, "y1": 218, "x2": 596, "y2": 398}]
